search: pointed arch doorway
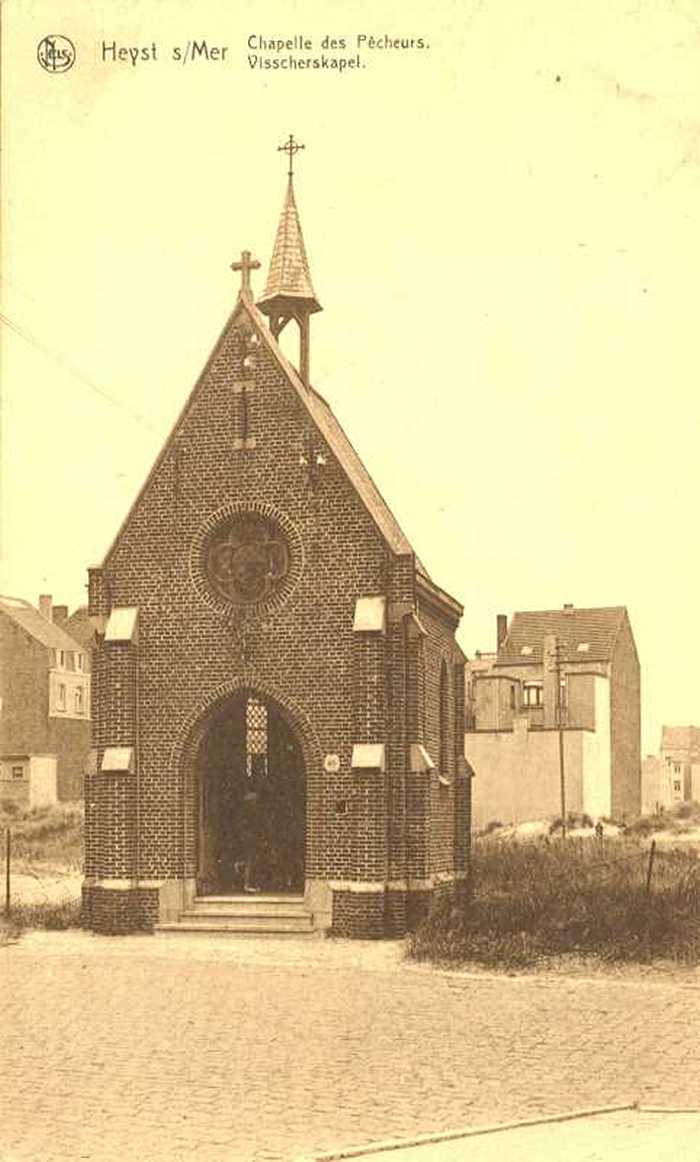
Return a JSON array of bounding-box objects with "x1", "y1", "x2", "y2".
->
[{"x1": 196, "y1": 691, "x2": 306, "y2": 894}]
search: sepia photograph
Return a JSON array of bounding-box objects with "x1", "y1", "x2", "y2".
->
[{"x1": 1, "y1": 1, "x2": 699, "y2": 1159}]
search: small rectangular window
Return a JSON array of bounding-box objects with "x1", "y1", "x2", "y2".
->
[
  {"x1": 674, "y1": 780, "x2": 682, "y2": 793},
  {"x1": 57, "y1": 684, "x2": 66, "y2": 711},
  {"x1": 11, "y1": 765, "x2": 24, "y2": 780},
  {"x1": 75, "y1": 687, "x2": 84, "y2": 714},
  {"x1": 523, "y1": 683, "x2": 543, "y2": 708},
  {"x1": 58, "y1": 650, "x2": 65, "y2": 669},
  {"x1": 77, "y1": 654, "x2": 84, "y2": 671}
]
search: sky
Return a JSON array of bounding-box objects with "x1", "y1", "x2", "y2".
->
[{"x1": 1, "y1": 0, "x2": 699, "y2": 754}]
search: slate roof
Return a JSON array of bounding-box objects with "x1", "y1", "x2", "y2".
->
[
  {"x1": 0, "y1": 596, "x2": 86, "y2": 653},
  {"x1": 257, "y1": 177, "x2": 321, "y2": 313},
  {"x1": 496, "y1": 606, "x2": 628, "y2": 665},
  {"x1": 661, "y1": 726, "x2": 700, "y2": 752}
]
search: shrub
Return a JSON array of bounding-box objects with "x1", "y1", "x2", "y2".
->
[
  {"x1": 674, "y1": 801, "x2": 700, "y2": 821},
  {"x1": 408, "y1": 837, "x2": 700, "y2": 969},
  {"x1": 625, "y1": 814, "x2": 665, "y2": 836},
  {"x1": 7, "y1": 898, "x2": 82, "y2": 932}
]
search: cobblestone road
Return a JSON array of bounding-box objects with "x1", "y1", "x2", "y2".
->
[{"x1": 2, "y1": 933, "x2": 699, "y2": 1161}]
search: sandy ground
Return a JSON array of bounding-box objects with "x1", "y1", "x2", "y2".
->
[{"x1": 6, "y1": 869, "x2": 82, "y2": 906}]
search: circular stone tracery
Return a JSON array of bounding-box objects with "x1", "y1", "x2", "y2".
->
[
  {"x1": 190, "y1": 502, "x2": 303, "y2": 617},
  {"x1": 205, "y1": 514, "x2": 289, "y2": 605}
]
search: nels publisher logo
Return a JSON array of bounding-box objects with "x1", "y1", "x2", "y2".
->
[{"x1": 37, "y1": 35, "x2": 76, "y2": 74}]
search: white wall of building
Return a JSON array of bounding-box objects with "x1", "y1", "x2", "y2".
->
[
  {"x1": 581, "y1": 675, "x2": 611, "y2": 818},
  {"x1": 28, "y1": 754, "x2": 57, "y2": 807}
]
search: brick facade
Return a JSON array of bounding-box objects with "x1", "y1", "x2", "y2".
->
[
  {"x1": 0, "y1": 602, "x2": 91, "y2": 801},
  {"x1": 83, "y1": 284, "x2": 469, "y2": 937}
]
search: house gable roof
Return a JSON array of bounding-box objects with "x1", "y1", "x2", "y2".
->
[
  {"x1": 661, "y1": 725, "x2": 700, "y2": 752},
  {"x1": 497, "y1": 606, "x2": 628, "y2": 665},
  {"x1": 0, "y1": 596, "x2": 87, "y2": 653}
]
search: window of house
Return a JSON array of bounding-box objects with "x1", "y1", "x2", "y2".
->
[
  {"x1": 77, "y1": 653, "x2": 84, "y2": 671},
  {"x1": 75, "y1": 687, "x2": 84, "y2": 714},
  {"x1": 523, "y1": 683, "x2": 543, "y2": 708},
  {"x1": 11, "y1": 765, "x2": 24, "y2": 780},
  {"x1": 57, "y1": 684, "x2": 66, "y2": 711},
  {"x1": 673, "y1": 780, "x2": 682, "y2": 793},
  {"x1": 674, "y1": 763, "x2": 682, "y2": 775},
  {"x1": 509, "y1": 684, "x2": 516, "y2": 710},
  {"x1": 246, "y1": 697, "x2": 268, "y2": 780}
]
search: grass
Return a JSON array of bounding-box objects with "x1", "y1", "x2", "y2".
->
[
  {"x1": 0, "y1": 799, "x2": 84, "y2": 874},
  {"x1": 625, "y1": 800, "x2": 700, "y2": 837},
  {"x1": 3, "y1": 898, "x2": 81, "y2": 932},
  {"x1": 409, "y1": 834, "x2": 700, "y2": 970},
  {"x1": 0, "y1": 800, "x2": 83, "y2": 942}
]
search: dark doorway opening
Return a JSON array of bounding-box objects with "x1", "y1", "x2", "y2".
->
[{"x1": 197, "y1": 692, "x2": 306, "y2": 894}]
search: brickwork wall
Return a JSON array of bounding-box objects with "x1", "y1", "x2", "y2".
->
[
  {"x1": 0, "y1": 615, "x2": 90, "y2": 800},
  {"x1": 0, "y1": 619, "x2": 49, "y2": 757},
  {"x1": 417, "y1": 598, "x2": 464, "y2": 879},
  {"x1": 86, "y1": 301, "x2": 467, "y2": 936},
  {"x1": 610, "y1": 614, "x2": 641, "y2": 819},
  {"x1": 331, "y1": 890, "x2": 385, "y2": 938},
  {"x1": 81, "y1": 885, "x2": 159, "y2": 934},
  {"x1": 386, "y1": 619, "x2": 408, "y2": 885}
]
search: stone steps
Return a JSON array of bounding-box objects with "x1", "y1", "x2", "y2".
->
[{"x1": 154, "y1": 893, "x2": 316, "y2": 936}]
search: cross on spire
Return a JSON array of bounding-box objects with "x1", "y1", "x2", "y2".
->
[
  {"x1": 231, "y1": 250, "x2": 261, "y2": 297},
  {"x1": 278, "y1": 133, "x2": 305, "y2": 178}
]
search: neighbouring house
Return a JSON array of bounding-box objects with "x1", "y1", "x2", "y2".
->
[
  {"x1": 465, "y1": 605, "x2": 641, "y2": 829},
  {"x1": 0, "y1": 594, "x2": 91, "y2": 803},
  {"x1": 641, "y1": 753, "x2": 669, "y2": 816},
  {"x1": 82, "y1": 152, "x2": 470, "y2": 937},
  {"x1": 659, "y1": 726, "x2": 700, "y2": 805}
]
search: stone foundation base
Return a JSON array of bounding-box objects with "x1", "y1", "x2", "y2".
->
[
  {"x1": 82, "y1": 884, "x2": 159, "y2": 935},
  {"x1": 330, "y1": 880, "x2": 459, "y2": 939}
]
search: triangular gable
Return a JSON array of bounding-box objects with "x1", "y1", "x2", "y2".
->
[
  {"x1": 102, "y1": 294, "x2": 430, "y2": 578},
  {"x1": 0, "y1": 596, "x2": 88, "y2": 653}
]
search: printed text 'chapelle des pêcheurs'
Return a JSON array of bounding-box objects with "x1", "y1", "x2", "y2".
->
[{"x1": 99, "y1": 35, "x2": 429, "y2": 69}]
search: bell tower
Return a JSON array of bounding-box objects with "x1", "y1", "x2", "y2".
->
[{"x1": 256, "y1": 135, "x2": 322, "y2": 386}]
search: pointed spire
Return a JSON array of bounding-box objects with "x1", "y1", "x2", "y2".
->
[
  {"x1": 257, "y1": 136, "x2": 321, "y2": 386},
  {"x1": 257, "y1": 175, "x2": 321, "y2": 316}
]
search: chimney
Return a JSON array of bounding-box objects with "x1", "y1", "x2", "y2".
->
[
  {"x1": 53, "y1": 605, "x2": 68, "y2": 626},
  {"x1": 38, "y1": 594, "x2": 53, "y2": 622},
  {"x1": 563, "y1": 603, "x2": 574, "y2": 612},
  {"x1": 496, "y1": 614, "x2": 508, "y2": 650}
]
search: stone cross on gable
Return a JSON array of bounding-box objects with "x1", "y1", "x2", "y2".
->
[{"x1": 231, "y1": 250, "x2": 261, "y2": 296}]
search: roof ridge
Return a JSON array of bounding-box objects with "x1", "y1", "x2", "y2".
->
[{"x1": 0, "y1": 598, "x2": 89, "y2": 652}]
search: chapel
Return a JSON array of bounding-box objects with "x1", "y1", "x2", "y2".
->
[{"x1": 82, "y1": 139, "x2": 471, "y2": 938}]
